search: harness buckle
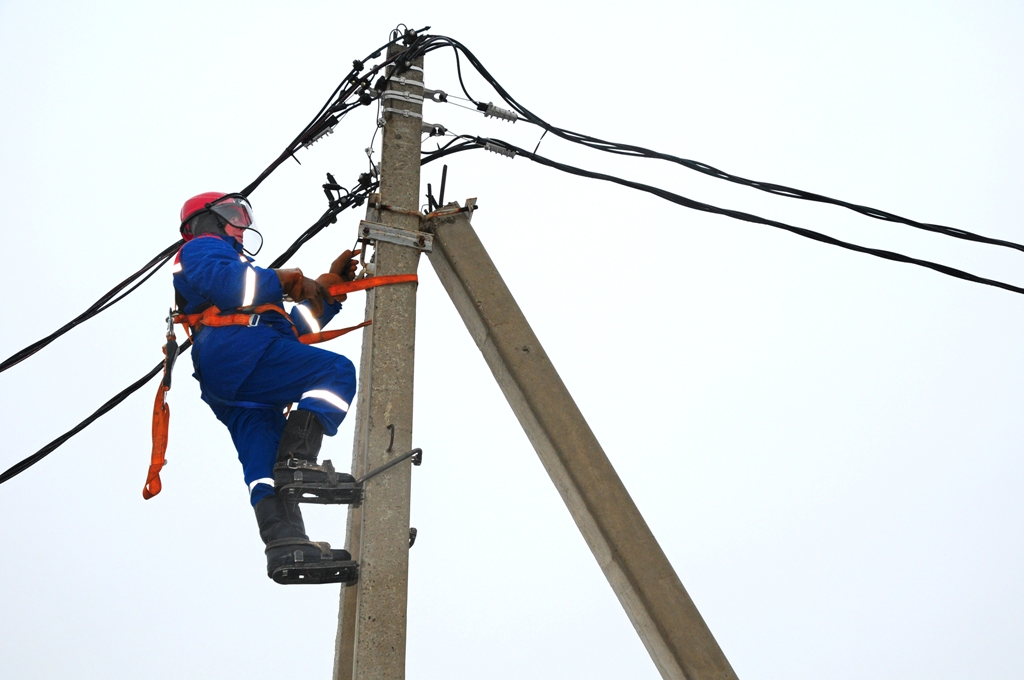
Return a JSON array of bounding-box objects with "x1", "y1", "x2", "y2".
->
[{"x1": 248, "y1": 313, "x2": 260, "y2": 327}]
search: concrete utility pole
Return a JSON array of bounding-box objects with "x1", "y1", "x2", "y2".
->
[
  {"x1": 333, "y1": 43, "x2": 424, "y2": 680},
  {"x1": 424, "y1": 206, "x2": 738, "y2": 680}
]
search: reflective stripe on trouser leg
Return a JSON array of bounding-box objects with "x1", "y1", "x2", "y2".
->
[
  {"x1": 300, "y1": 389, "x2": 349, "y2": 412},
  {"x1": 248, "y1": 478, "x2": 275, "y2": 493}
]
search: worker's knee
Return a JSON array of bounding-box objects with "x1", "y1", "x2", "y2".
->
[{"x1": 331, "y1": 354, "x2": 356, "y2": 398}]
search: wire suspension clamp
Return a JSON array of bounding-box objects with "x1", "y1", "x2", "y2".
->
[
  {"x1": 479, "y1": 102, "x2": 518, "y2": 122},
  {"x1": 483, "y1": 140, "x2": 516, "y2": 158}
]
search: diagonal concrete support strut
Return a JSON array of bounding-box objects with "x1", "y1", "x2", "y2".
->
[{"x1": 424, "y1": 205, "x2": 738, "y2": 680}]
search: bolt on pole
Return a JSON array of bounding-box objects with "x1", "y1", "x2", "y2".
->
[{"x1": 333, "y1": 41, "x2": 424, "y2": 680}]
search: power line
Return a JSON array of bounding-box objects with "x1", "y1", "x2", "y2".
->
[
  {"x1": 0, "y1": 241, "x2": 182, "y2": 375},
  {"x1": 469, "y1": 136, "x2": 1024, "y2": 297},
  {"x1": 412, "y1": 35, "x2": 1024, "y2": 255}
]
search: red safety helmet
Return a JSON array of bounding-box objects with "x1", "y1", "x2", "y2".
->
[{"x1": 180, "y1": 192, "x2": 256, "y2": 241}]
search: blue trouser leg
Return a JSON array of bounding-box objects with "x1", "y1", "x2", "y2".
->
[
  {"x1": 208, "y1": 402, "x2": 286, "y2": 506},
  {"x1": 203, "y1": 337, "x2": 357, "y2": 506},
  {"x1": 234, "y1": 338, "x2": 356, "y2": 436}
]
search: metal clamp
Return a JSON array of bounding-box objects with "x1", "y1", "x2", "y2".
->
[
  {"x1": 382, "y1": 90, "x2": 423, "y2": 104},
  {"x1": 381, "y1": 107, "x2": 423, "y2": 120},
  {"x1": 388, "y1": 76, "x2": 423, "y2": 88},
  {"x1": 423, "y1": 88, "x2": 447, "y2": 103},
  {"x1": 359, "y1": 220, "x2": 433, "y2": 252},
  {"x1": 422, "y1": 121, "x2": 446, "y2": 136}
]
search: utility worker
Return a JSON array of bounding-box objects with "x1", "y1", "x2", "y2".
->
[{"x1": 174, "y1": 191, "x2": 359, "y2": 582}]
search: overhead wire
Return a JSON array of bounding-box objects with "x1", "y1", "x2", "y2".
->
[
  {"x1": 410, "y1": 35, "x2": 1024, "y2": 255},
  {"x1": 0, "y1": 240, "x2": 182, "y2": 375},
  {"x1": 466, "y1": 135, "x2": 1024, "y2": 296}
]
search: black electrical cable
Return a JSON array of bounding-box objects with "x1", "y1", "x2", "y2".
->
[
  {"x1": 0, "y1": 357, "x2": 168, "y2": 485},
  {"x1": 476, "y1": 136, "x2": 1024, "y2": 297},
  {"x1": 269, "y1": 181, "x2": 379, "y2": 269},
  {"x1": 240, "y1": 34, "x2": 420, "y2": 198},
  {"x1": 421, "y1": 138, "x2": 479, "y2": 165},
  {"x1": 0, "y1": 240, "x2": 182, "y2": 375},
  {"x1": 96, "y1": 249, "x2": 176, "y2": 313},
  {"x1": 412, "y1": 36, "x2": 1024, "y2": 256}
]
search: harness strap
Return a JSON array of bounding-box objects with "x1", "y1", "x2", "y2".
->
[
  {"x1": 299, "y1": 319, "x2": 373, "y2": 345},
  {"x1": 173, "y1": 274, "x2": 418, "y2": 343},
  {"x1": 177, "y1": 303, "x2": 292, "y2": 331},
  {"x1": 325, "y1": 273, "x2": 419, "y2": 298}
]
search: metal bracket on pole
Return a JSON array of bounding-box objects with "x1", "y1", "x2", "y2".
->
[
  {"x1": 355, "y1": 448, "x2": 423, "y2": 485},
  {"x1": 359, "y1": 220, "x2": 433, "y2": 252},
  {"x1": 421, "y1": 197, "x2": 477, "y2": 224}
]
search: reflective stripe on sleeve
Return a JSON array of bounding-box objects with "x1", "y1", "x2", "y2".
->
[
  {"x1": 171, "y1": 262, "x2": 183, "y2": 273},
  {"x1": 248, "y1": 477, "x2": 275, "y2": 493},
  {"x1": 242, "y1": 267, "x2": 256, "y2": 307},
  {"x1": 300, "y1": 390, "x2": 350, "y2": 413},
  {"x1": 296, "y1": 304, "x2": 321, "y2": 333}
]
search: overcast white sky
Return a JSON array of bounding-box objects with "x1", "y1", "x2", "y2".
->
[{"x1": 1, "y1": 1, "x2": 1023, "y2": 678}]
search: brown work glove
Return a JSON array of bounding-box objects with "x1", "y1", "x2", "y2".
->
[
  {"x1": 315, "y1": 273, "x2": 348, "y2": 302},
  {"x1": 314, "y1": 249, "x2": 362, "y2": 303},
  {"x1": 276, "y1": 268, "x2": 334, "y2": 317},
  {"x1": 330, "y1": 249, "x2": 361, "y2": 281}
]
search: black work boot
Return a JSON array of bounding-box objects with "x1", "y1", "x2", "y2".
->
[
  {"x1": 273, "y1": 410, "x2": 358, "y2": 505},
  {"x1": 275, "y1": 409, "x2": 324, "y2": 465},
  {"x1": 254, "y1": 494, "x2": 308, "y2": 543},
  {"x1": 283, "y1": 500, "x2": 306, "y2": 537},
  {"x1": 254, "y1": 493, "x2": 356, "y2": 585}
]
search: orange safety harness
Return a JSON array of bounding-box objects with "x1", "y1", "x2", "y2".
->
[{"x1": 142, "y1": 273, "x2": 418, "y2": 499}]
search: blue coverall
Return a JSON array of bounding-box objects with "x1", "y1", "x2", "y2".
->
[{"x1": 172, "y1": 233, "x2": 357, "y2": 506}]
